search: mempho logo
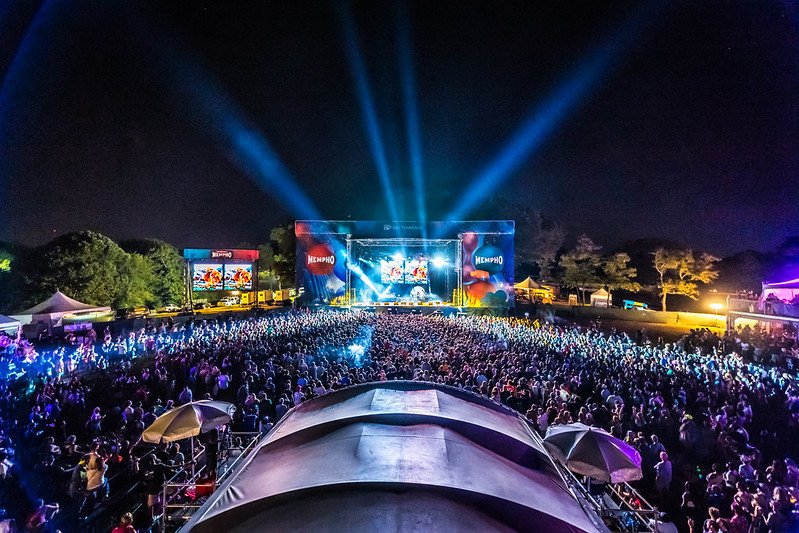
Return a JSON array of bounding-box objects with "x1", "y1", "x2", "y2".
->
[
  {"x1": 472, "y1": 244, "x2": 504, "y2": 275},
  {"x1": 306, "y1": 243, "x2": 336, "y2": 275}
]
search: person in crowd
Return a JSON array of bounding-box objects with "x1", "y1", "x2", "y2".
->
[
  {"x1": 24, "y1": 499, "x2": 58, "y2": 533},
  {"x1": 84, "y1": 452, "x2": 108, "y2": 506},
  {"x1": 0, "y1": 310, "x2": 797, "y2": 532},
  {"x1": 654, "y1": 451, "x2": 673, "y2": 497},
  {"x1": 111, "y1": 512, "x2": 136, "y2": 533}
]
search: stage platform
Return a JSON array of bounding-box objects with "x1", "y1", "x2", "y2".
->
[{"x1": 343, "y1": 303, "x2": 466, "y2": 316}]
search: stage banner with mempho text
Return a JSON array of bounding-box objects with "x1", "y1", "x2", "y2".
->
[{"x1": 295, "y1": 221, "x2": 514, "y2": 308}]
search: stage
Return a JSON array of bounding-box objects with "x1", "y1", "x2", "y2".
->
[
  {"x1": 348, "y1": 303, "x2": 466, "y2": 317},
  {"x1": 295, "y1": 221, "x2": 515, "y2": 310}
]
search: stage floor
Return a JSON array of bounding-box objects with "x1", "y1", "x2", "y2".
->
[{"x1": 336, "y1": 303, "x2": 466, "y2": 315}]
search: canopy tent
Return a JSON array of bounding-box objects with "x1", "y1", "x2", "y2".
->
[
  {"x1": 143, "y1": 400, "x2": 235, "y2": 479},
  {"x1": 514, "y1": 277, "x2": 542, "y2": 290},
  {"x1": 514, "y1": 277, "x2": 555, "y2": 304},
  {"x1": 760, "y1": 278, "x2": 799, "y2": 303},
  {"x1": 0, "y1": 315, "x2": 21, "y2": 335},
  {"x1": 758, "y1": 278, "x2": 799, "y2": 318},
  {"x1": 590, "y1": 288, "x2": 611, "y2": 308},
  {"x1": 12, "y1": 291, "x2": 112, "y2": 328},
  {"x1": 543, "y1": 423, "x2": 642, "y2": 484},
  {"x1": 182, "y1": 382, "x2": 603, "y2": 533}
]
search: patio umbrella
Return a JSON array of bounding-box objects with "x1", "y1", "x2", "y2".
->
[
  {"x1": 142, "y1": 400, "x2": 236, "y2": 478},
  {"x1": 543, "y1": 423, "x2": 642, "y2": 483}
]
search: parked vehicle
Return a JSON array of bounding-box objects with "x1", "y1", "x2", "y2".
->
[
  {"x1": 116, "y1": 306, "x2": 149, "y2": 320},
  {"x1": 273, "y1": 290, "x2": 291, "y2": 305},
  {"x1": 159, "y1": 304, "x2": 181, "y2": 313},
  {"x1": 218, "y1": 296, "x2": 240, "y2": 307}
]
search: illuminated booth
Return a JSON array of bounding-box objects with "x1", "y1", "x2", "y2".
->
[
  {"x1": 295, "y1": 221, "x2": 514, "y2": 309},
  {"x1": 183, "y1": 249, "x2": 259, "y2": 304}
]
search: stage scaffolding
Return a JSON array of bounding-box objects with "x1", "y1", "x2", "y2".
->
[{"x1": 345, "y1": 237, "x2": 463, "y2": 307}]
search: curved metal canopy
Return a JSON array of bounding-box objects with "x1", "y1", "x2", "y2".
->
[{"x1": 183, "y1": 381, "x2": 602, "y2": 533}]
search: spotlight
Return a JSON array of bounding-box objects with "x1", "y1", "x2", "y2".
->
[
  {"x1": 432, "y1": 257, "x2": 447, "y2": 268},
  {"x1": 127, "y1": 15, "x2": 321, "y2": 220},
  {"x1": 395, "y1": 1, "x2": 427, "y2": 235},
  {"x1": 392, "y1": 252, "x2": 405, "y2": 262},
  {"x1": 439, "y1": 2, "x2": 661, "y2": 226},
  {"x1": 336, "y1": 2, "x2": 400, "y2": 222}
]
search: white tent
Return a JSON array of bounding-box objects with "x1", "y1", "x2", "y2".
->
[
  {"x1": 590, "y1": 288, "x2": 611, "y2": 308},
  {"x1": 12, "y1": 291, "x2": 111, "y2": 328},
  {"x1": 0, "y1": 315, "x2": 20, "y2": 335},
  {"x1": 514, "y1": 277, "x2": 542, "y2": 291},
  {"x1": 760, "y1": 278, "x2": 799, "y2": 304},
  {"x1": 758, "y1": 278, "x2": 799, "y2": 318}
]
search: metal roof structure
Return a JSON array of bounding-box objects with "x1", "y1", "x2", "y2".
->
[{"x1": 182, "y1": 381, "x2": 604, "y2": 533}]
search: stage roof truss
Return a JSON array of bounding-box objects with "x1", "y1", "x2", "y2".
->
[{"x1": 350, "y1": 238, "x2": 459, "y2": 247}]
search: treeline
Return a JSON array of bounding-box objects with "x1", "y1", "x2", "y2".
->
[
  {"x1": 1, "y1": 221, "x2": 796, "y2": 315},
  {"x1": 0, "y1": 232, "x2": 184, "y2": 314},
  {"x1": 0, "y1": 225, "x2": 299, "y2": 315},
  {"x1": 515, "y1": 207, "x2": 799, "y2": 311}
]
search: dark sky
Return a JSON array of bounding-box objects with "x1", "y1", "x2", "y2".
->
[{"x1": 1, "y1": 0, "x2": 797, "y2": 255}]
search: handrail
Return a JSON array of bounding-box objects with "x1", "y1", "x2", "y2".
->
[
  {"x1": 158, "y1": 431, "x2": 263, "y2": 531},
  {"x1": 561, "y1": 468, "x2": 659, "y2": 533},
  {"x1": 217, "y1": 432, "x2": 261, "y2": 481}
]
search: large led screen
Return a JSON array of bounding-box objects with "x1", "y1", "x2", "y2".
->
[
  {"x1": 381, "y1": 260, "x2": 404, "y2": 284},
  {"x1": 224, "y1": 264, "x2": 253, "y2": 290},
  {"x1": 193, "y1": 263, "x2": 224, "y2": 291},
  {"x1": 404, "y1": 260, "x2": 428, "y2": 284}
]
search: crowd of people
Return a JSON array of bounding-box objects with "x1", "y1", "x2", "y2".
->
[{"x1": 0, "y1": 308, "x2": 798, "y2": 532}]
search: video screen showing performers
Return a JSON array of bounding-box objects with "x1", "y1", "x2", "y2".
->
[
  {"x1": 223, "y1": 264, "x2": 253, "y2": 290},
  {"x1": 381, "y1": 261, "x2": 404, "y2": 284},
  {"x1": 192, "y1": 263, "x2": 224, "y2": 291},
  {"x1": 404, "y1": 260, "x2": 428, "y2": 284}
]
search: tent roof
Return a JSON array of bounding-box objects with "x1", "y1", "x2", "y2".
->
[
  {"x1": 0, "y1": 315, "x2": 19, "y2": 326},
  {"x1": 20, "y1": 291, "x2": 110, "y2": 315},
  {"x1": 763, "y1": 277, "x2": 799, "y2": 290},
  {"x1": 514, "y1": 277, "x2": 541, "y2": 290},
  {"x1": 0, "y1": 315, "x2": 20, "y2": 331},
  {"x1": 183, "y1": 382, "x2": 601, "y2": 533},
  {"x1": 591, "y1": 289, "x2": 610, "y2": 297}
]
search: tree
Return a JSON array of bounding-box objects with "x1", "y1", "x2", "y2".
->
[
  {"x1": 28, "y1": 231, "x2": 135, "y2": 308},
  {"x1": 716, "y1": 250, "x2": 769, "y2": 293},
  {"x1": 515, "y1": 208, "x2": 566, "y2": 281},
  {"x1": 120, "y1": 239, "x2": 185, "y2": 307},
  {"x1": 117, "y1": 252, "x2": 156, "y2": 308},
  {"x1": 0, "y1": 251, "x2": 10, "y2": 273},
  {"x1": 559, "y1": 235, "x2": 603, "y2": 303},
  {"x1": 0, "y1": 243, "x2": 28, "y2": 314},
  {"x1": 777, "y1": 236, "x2": 799, "y2": 259},
  {"x1": 653, "y1": 248, "x2": 719, "y2": 311},
  {"x1": 267, "y1": 224, "x2": 296, "y2": 288},
  {"x1": 602, "y1": 252, "x2": 641, "y2": 292}
]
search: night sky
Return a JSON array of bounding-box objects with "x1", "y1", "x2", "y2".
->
[{"x1": 1, "y1": 1, "x2": 797, "y2": 255}]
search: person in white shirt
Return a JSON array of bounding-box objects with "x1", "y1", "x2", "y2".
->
[{"x1": 0, "y1": 451, "x2": 12, "y2": 478}]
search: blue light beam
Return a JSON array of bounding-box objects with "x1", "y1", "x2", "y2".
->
[
  {"x1": 395, "y1": 2, "x2": 427, "y2": 236},
  {"x1": 0, "y1": 0, "x2": 64, "y2": 231},
  {"x1": 336, "y1": 2, "x2": 400, "y2": 222},
  {"x1": 442, "y1": 2, "x2": 661, "y2": 226},
  {"x1": 134, "y1": 18, "x2": 320, "y2": 220}
]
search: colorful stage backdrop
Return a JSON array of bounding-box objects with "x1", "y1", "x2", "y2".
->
[{"x1": 295, "y1": 221, "x2": 514, "y2": 309}]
